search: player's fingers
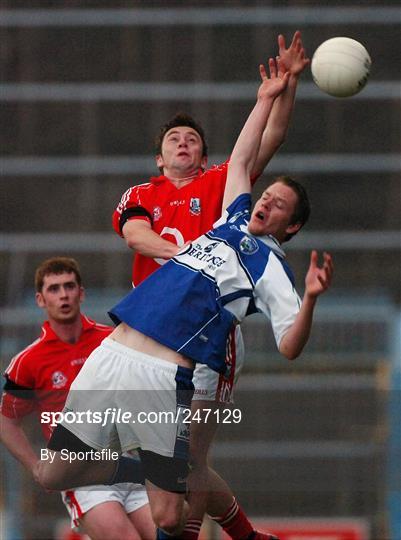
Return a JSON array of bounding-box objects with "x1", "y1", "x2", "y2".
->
[
  {"x1": 321, "y1": 266, "x2": 331, "y2": 287},
  {"x1": 323, "y1": 251, "x2": 333, "y2": 268},
  {"x1": 278, "y1": 34, "x2": 285, "y2": 53},
  {"x1": 310, "y1": 249, "x2": 318, "y2": 268},
  {"x1": 268, "y1": 57, "x2": 277, "y2": 78},
  {"x1": 282, "y1": 71, "x2": 290, "y2": 85},
  {"x1": 323, "y1": 253, "x2": 334, "y2": 280},
  {"x1": 291, "y1": 30, "x2": 301, "y2": 48},
  {"x1": 301, "y1": 48, "x2": 311, "y2": 64},
  {"x1": 259, "y1": 63, "x2": 268, "y2": 80},
  {"x1": 317, "y1": 273, "x2": 329, "y2": 290},
  {"x1": 276, "y1": 55, "x2": 286, "y2": 75},
  {"x1": 322, "y1": 256, "x2": 333, "y2": 282}
]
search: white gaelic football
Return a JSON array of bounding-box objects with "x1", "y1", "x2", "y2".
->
[{"x1": 311, "y1": 37, "x2": 371, "y2": 97}]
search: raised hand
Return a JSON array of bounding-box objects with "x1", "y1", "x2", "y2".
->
[
  {"x1": 258, "y1": 57, "x2": 290, "y2": 101},
  {"x1": 305, "y1": 251, "x2": 333, "y2": 298},
  {"x1": 278, "y1": 30, "x2": 310, "y2": 76}
]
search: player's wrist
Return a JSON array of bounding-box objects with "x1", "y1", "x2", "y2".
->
[
  {"x1": 257, "y1": 93, "x2": 275, "y2": 103},
  {"x1": 164, "y1": 242, "x2": 182, "y2": 259},
  {"x1": 288, "y1": 71, "x2": 300, "y2": 83},
  {"x1": 303, "y1": 290, "x2": 318, "y2": 304}
]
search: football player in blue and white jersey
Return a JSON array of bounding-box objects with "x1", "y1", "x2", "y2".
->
[{"x1": 36, "y1": 59, "x2": 333, "y2": 539}]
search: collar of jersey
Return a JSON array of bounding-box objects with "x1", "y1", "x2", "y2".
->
[
  {"x1": 150, "y1": 169, "x2": 203, "y2": 186},
  {"x1": 42, "y1": 314, "x2": 96, "y2": 342}
]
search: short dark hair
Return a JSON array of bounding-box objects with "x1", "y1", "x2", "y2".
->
[
  {"x1": 35, "y1": 257, "x2": 82, "y2": 292},
  {"x1": 271, "y1": 176, "x2": 311, "y2": 241},
  {"x1": 155, "y1": 112, "x2": 208, "y2": 161}
]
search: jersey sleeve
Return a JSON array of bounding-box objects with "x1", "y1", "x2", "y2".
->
[
  {"x1": 254, "y1": 252, "x2": 301, "y2": 349},
  {"x1": 207, "y1": 160, "x2": 229, "y2": 193},
  {"x1": 213, "y1": 193, "x2": 251, "y2": 228},
  {"x1": 4, "y1": 349, "x2": 36, "y2": 389},
  {"x1": 1, "y1": 375, "x2": 36, "y2": 419},
  {"x1": 0, "y1": 354, "x2": 35, "y2": 418},
  {"x1": 112, "y1": 185, "x2": 154, "y2": 237},
  {"x1": 2, "y1": 349, "x2": 37, "y2": 417},
  {"x1": 213, "y1": 158, "x2": 258, "y2": 186}
]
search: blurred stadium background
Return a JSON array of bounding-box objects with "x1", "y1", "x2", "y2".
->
[{"x1": 0, "y1": 1, "x2": 400, "y2": 539}]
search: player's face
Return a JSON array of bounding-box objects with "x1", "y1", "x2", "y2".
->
[
  {"x1": 248, "y1": 182, "x2": 301, "y2": 242},
  {"x1": 156, "y1": 126, "x2": 207, "y2": 176},
  {"x1": 36, "y1": 272, "x2": 84, "y2": 324}
]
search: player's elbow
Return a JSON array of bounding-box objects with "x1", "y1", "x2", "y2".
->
[
  {"x1": 278, "y1": 340, "x2": 302, "y2": 361},
  {"x1": 122, "y1": 220, "x2": 150, "y2": 252},
  {"x1": 125, "y1": 236, "x2": 137, "y2": 251},
  {"x1": 123, "y1": 230, "x2": 142, "y2": 252},
  {"x1": 282, "y1": 349, "x2": 300, "y2": 361},
  {"x1": 228, "y1": 156, "x2": 252, "y2": 177}
]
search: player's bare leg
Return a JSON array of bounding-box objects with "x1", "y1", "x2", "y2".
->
[
  {"x1": 206, "y1": 470, "x2": 280, "y2": 540},
  {"x1": 36, "y1": 451, "x2": 119, "y2": 490},
  {"x1": 145, "y1": 478, "x2": 189, "y2": 536},
  {"x1": 185, "y1": 400, "x2": 279, "y2": 540},
  {"x1": 181, "y1": 400, "x2": 231, "y2": 538},
  {"x1": 206, "y1": 468, "x2": 238, "y2": 515},
  {"x1": 80, "y1": 501, "x2": 154, "y2": 540},
  {"x1": 128, "y1": 504, "x2": 157, "y2": 539}
]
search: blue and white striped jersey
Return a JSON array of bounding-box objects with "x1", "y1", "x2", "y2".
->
[{"x1": 109, "y1": 194, "x2": 301, "y2": 375}]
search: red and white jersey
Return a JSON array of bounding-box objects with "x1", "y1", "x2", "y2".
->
[
  {"x1": 1, "y1": 315, "x2": 112, "y2": 441},
  {"x1": 112, "y1": 162, "x2": 230, "y2": 286}
]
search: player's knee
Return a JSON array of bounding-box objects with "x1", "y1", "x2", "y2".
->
[
  {"x1": 36, "y1": 460, "x2": 72, "y2": 491},
  {"x1": 153, "y1": 507, "x2": 185, "y2": 535},
  {"x1": 156, "y1": 516, "x2": 182, "y2": 536},
  {"x1": 37, "y1": 462, "x2": 62, "y2": 490}
]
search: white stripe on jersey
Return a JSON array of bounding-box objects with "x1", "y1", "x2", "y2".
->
[
  {"x1": 82, "y1": 315, "x2": 110, "y2": 332},
  {"x1": 5, "y1": 331, "x2": 46, "y2": 380},
  {"x1": 117, "y1": 182, "x2": 152, "y2": 213},
  {"x1": 131, "y1": 182, "x2": 153, "y2": 208}
]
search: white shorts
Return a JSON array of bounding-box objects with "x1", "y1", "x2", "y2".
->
[
  {"x1": 61, "y1": 338, "x2": 194, "y2": 459},
  {"x1": 192, "y1": 325, "x2": 244, "y2": 403},
  {"x1": 62, "y1": 482, "x2": 148, "y2": 530}
]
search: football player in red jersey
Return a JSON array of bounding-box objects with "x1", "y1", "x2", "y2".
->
[
  {"x1": 112, "y1": 33, "x2": 309, "y2": 540},
  {"x1": 0, "y1": 257, "x2": 155, "y2": 540}
]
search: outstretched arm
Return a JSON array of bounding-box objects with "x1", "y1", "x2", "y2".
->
[
  {"x1": 279, "y1": 251, "x2": 333, "y2": 360},
  {"x1": 222, "y1": 60, "x2": 289, "y2": 211},
  {"x1": 251, "y1": 31, "x2": 310, "y2": 178}
]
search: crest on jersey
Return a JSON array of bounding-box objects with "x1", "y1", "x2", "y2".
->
[
  {"x1": 189, "y1": 197, "x2": 201, "y2": 216},
  {"x1": 52, "y1": 371, "x2": 68, "y2": 389},
  {"x1": 153, "y1": 206, "x2": 162, "y2": 222},
  {"x1": 239, "y1": 235, "x2": 259, "y2": 255}
]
